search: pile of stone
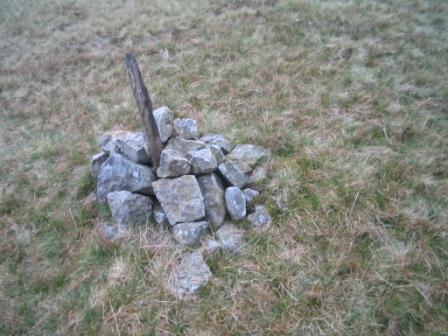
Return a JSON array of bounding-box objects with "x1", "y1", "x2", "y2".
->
[{"x1": 90, "y1": 106, "x2": 272, "y2": 298}]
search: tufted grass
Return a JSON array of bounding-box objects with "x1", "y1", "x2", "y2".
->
[{"x1": 1, "y1": 0, "x2": 447, "y2": 334}]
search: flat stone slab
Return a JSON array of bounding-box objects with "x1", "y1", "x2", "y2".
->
[
  {"x1": 166, "y1": 251, "x2": 212, "y2": 299},
  {"x1": 99, "y1": 131, "x2": 150, "y2": 164},
  {"x1": 107, "y1": 190, "x2": 153, "y2": 226},
  {"x1": 172, "y1": 221, "x2": 208, "y2": 246},
  {"x1": 225, "y1": 187, "x2": 246, "y2": 221},
  {"x1": 97, "y1": 154, "x2": 156, "y2": 202},
  {"x1": 165, "y1": 137, "x2": 205, "y2": 155},
  {"x1": 152, "y1": 175, "x2": 205, "y2": 225},
  {"x1": 218, "y1": 160, "x2": 248, "y2": 188},
  {"x1": 227, "y1": 144, "x2": 268, "y2": 173},
  {"x1": 200, "y1": 134, "x2": 231, "y2": 153},
  {"x1": 197, "y1": 173, "x2": 226, "y2": 229}
]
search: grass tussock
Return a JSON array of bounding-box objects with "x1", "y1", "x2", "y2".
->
[{"x1": 1, "y1": 0, "x2": 447, "y2": 334}]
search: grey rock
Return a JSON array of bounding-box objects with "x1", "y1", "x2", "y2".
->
[
  {"x1": 153, "y1": 106, "x2": 174, "y2": 143},
  {"x1": 247, "y1": 205, "x2": 272, "y2": 229},
  {"x1": 173, "y1": 118, "x2": 199, "y2": 140},
  {"x1": 172, "y1": 221, "x2": 209, "y2": 246},
  {"x1": 200, "y1": 134, "x2": 231, "y2": 153},
  {"x1": 197, "y1": 174, "x2": 226, "y2": 229},
  {"x1": 227, "y1": 144, "x2": 268, "y2": 173},
  {"x1": 166, "y1": 251, "x2": 211, "y2": 299},
  {"x1": 153, "y1": 201, "x2": 169, "y2": 227},
  {"x1": 91, "y1": 152, "x2": 108, "y2": 180},
  {"x1": 216, "y1": 224, "x2": 245, "y2": 253},
  {"x1": 97, "y1": 154, "x2": 156, "y2": 202},
  {"x1": 218, "y1": 160, "x2": 248, "y2": 188},
  {"x1": 156, "y1": 148, "x2": 190, "y2": 178},
  {"x1": 99, "y1": 131, "x2": 149, "y2": 164},
  {"x1": 165, "y1": 137, "x2": 205, "y2": 155},
  {"x1": 201, "y1": 238, "x2": 221, "y2": 256},
  {"x1": 152, "y1": 175, "x2": 205, "y2": 225},
  {"x1": 249, "y1": 162, "x2": 269, "y2": 183},
  {"x1": 225, "y1": 187, "x2": 246, "y2": 220},
  {"x1": 189, "y1": 148, "x2": 218, "y2": 175},
  {"x1": 243, "y1": 188, "x2": 259, "y2": 208},
  {"x1": 107, "y1": 190, "x2": 153, "y2": 226},
  {"x1": 96, "y1": 223, "x2": 129, "y2": 245},
  {"x1": 209, "y1": 145, "x2": 225, "y2": 164}
]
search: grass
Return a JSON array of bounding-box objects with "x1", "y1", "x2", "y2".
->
[{"x1": 1, "y1": 0, "x2": 447, "y2": 334}]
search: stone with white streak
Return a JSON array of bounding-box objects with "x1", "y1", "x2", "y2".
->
[{"x1": 91, "y1": 152, "x2": 108, "y2": 180}]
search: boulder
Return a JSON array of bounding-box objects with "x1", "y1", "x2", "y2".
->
[
  {"x1": 197, "y1": 173, "x2": 226, "y2": 229},
  {"x1": 189, "y1": 147, "x2": 218, "y2": 175},
  {"x1": 173, "y1": 118, "x2": 199, "y2": 140},
  {"x1": 152, "y1": 175, "x2": 205, "y2": 225},
  {"x1": 97, "y1": 154, "x2": 156, "y2": 202},
  {"x1": 90, "y1": 152, "x2": 108, "y2": 180},
  {"x1": 99, "y1": 131, "x2": 150, "y2": 164},
  {"x1": 216, "y1": 224, "x2": 245, "y2": 253},
  {"x1": 208, "y1": 145, "x2": 225, "y2": 164},
  {"x1": 153, "y1": 106, "x2": 174, "y2": 143},
  {"x1": 227, "y1": 144, "x2": 268, "y2": 173},
  {"x1": 166, "y1": 251, "x2": 212, "y2": 299},
  {"x1": 218, "y1": 160, "x2": 248, "y2": 188},
  {"x1": 156, "y1": 148, "x2": 190, "y2": 178},
  {"x1": 165, "y1": 137, "x2": 205, "y2": 155},
  {"x1": 225, "y1": 187, "x2": 246, "y2": 220},
  {"x1": 243, "y1": 188, "x2": 259, "y2": 208},
  {"x1": 247, "y1": 205, "x2": 272, "y2": 229},
  {"x1": 200, "y1": 134, "x2": 231, "y2": 153},
  {"x1": 172, "y1": 221, "x2": 209, "y2": 246},
  {"x1": 153, "y1": 201, "x2": 169, "y2": 227},
  {"x1": 106, "y1": 190, "x2": 153, "y2": 226}
]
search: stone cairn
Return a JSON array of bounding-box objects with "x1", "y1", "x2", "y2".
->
[{"x1": 89, "y1": 55, "x2": 272, "y2": 298}]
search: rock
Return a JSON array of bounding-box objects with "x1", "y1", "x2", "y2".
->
[
  {"x1": 99, "y1": 131, "x2": 150, "y2": 164},
  {"x1": 200, "y1": 134, "x2": 231, "y2": 153},
  {"x1": 216, "y1": 224, "x2": 245, "y2": 253},
  {"x1": 96, "y1": 223, "x2": 129, "y2": 245},
  {"x1": 201, "y1": 238, "x2": 221, "y2": 256},
  {"x1": 107, "y1": 190, "x2": 153, "y2": 226},
  {"x1": 172, "y1": 221, "x2": 209, "y2": 246},
  {"x1": 189, "y1": 147, "x2": 218, "y2": 175},
  {"x1": 208, "y1": 145, "x2": 225, "y2": 164},
  {"x1": 225, "y1": 187, "x2": 246, "y2": 220},
  {"x1": 153, "y1": 201, "x2": 169, "y2": 227},
  {"x1": 165, "y1": 137, "x2": 205, "y2": 155},
  {"x1": 173, "y1": 118, "x2": 199, "y2": 140},
  {"x1": 227, "y1": 144, "x2": 268, "y2": 173},
  {"x1": 243, "y1": 188, "x2": 259, "y2": 208},
  {"x1": 197, "y1": 174, "x2": 226, "y2": 229},
  {"x1": 90, "y1": 152, "x2": 108, "y2": 180},
  {"x1": 156, "y1": 148, "x2": 190, "y2": 178},
  {"x1": 152, "y1": 175, "x2": 205, "y2": 225},
  {"x1": 218, "y1": 161, "x2": 248, "y2": 188},
  {"x1": 97, "y1": 154, "x2": 156, "y2": 202},
  {"x1": 249, "y1": 162, "x2": 269, "y2": 183},
  {"x1": 153, "y1": 106, "x2": 174, "y2": 143},
  {"x1": 166, "y1": 251, "x2": 211, "y2": 299},
  {"x1": 247, "y1": 205, "x2": 272, "y2": 229}
]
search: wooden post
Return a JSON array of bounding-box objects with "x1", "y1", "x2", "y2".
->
[{"x1": 125, "y1": 54, "x2": 163, "y2": 170}]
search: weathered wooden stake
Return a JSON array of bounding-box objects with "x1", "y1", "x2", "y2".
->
[{"x1": 125, "y1": 54, "x2": 163, "y2": 170}]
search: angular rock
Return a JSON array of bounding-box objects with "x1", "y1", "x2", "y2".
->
[
  {"x1": 165, "y1": 137, "x2": 205, "y2": 155},
  {"x1": 156, "y1": 148, "x2": 190, "y2": 178},
  {"x1": 216, "y1": 224, "x2": 245, "y2": 253},
  {"x1": 96, "y1": 223, "x2": 129, "y2": 245},
  {"x1": 218, "y1": 160, "x2": 248, "y2": 188},
  {"x1": 247, "y1": 205, "x2": 272, "y2": 229},
  {"x1": 107, "y1": 190, "x2": 153, "y2": 226},
  {"x1": 227, "y1": 144, "x2": 268, "y2": 173},
  {"x1": 173, "y1": 118, "x2": 199, "y2": 140},
  {"x1": 208, "y1": 145, "x2": 225, "y2": 164},
  {"x1": 152, "y1": 175, "x2": 205, "y2": 225},
  {"x1": 197, "y1": 173, "x2": 226, "y2": 229},
  {"x1": 200, "y1": 134, "x2": 231, "y2": 153},
  {"x1": 153, "y1": 201, "x2": 169, "y2": 227},
  {"x1": 225, "y1": 187, "x2": 246, "y2": 221},
  {"x1": 153, "y1": 106, "x2": 174, "y2": 143},
  {"x1": 243, "y1": 188, "x2": 259, "y2": 208},
  {"x1": 166, "y1": 251, "x2": 211, "y2": 299},
  {"x1": 201, "y1": 238, "x2": 221, "y2": 256},
  {"x1": 99, "y1": 131, "x2": 149, "y2": 164},
  {"x1": 172, "y1": 221, "x2": 209, "y2": 246},
  {"x1": 97, "y1": 154, "x2": 156, "y2": 202},
  {"x1": 91, "y1": 152, "x2": 108, "y2": 180},
  {"x1": 189, "y1": 147, "x2": 218, "y2": 175},
  {"x1": 249, "y1": 161, "x2": 269, "y2": 183}
]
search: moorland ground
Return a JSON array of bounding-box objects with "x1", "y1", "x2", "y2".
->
[{"x1": 1, "y1": 0, "x2": 447, "y2": 335}]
